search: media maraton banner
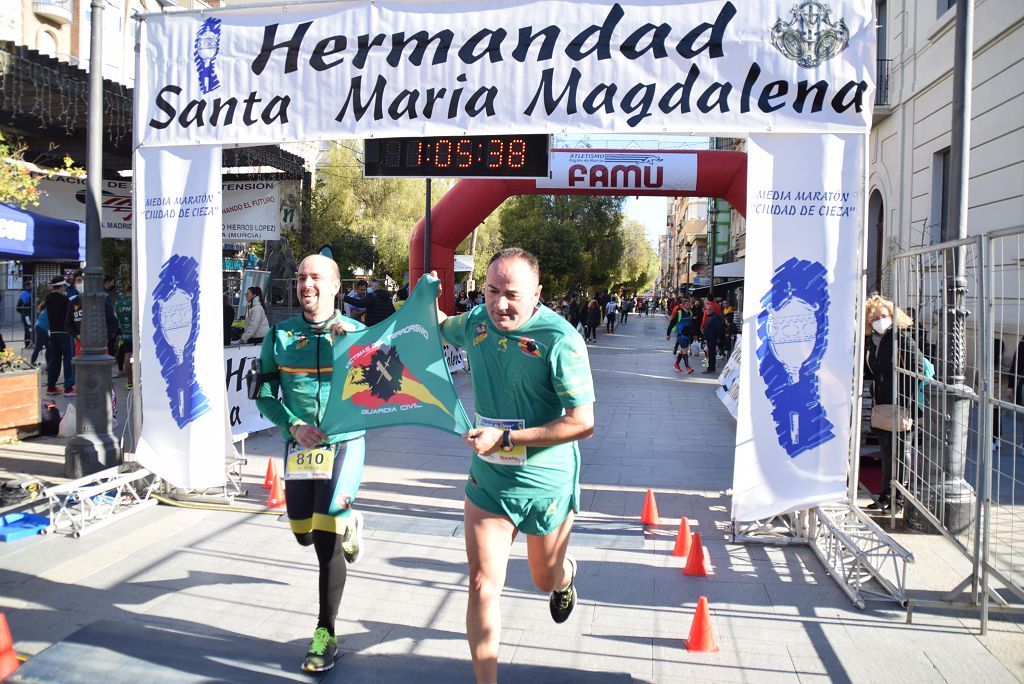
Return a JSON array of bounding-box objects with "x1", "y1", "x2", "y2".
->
[
  {"x1": 35, "y1": 174, "x2": 281, "y2": 241},
  {"x1": 731, "y1": 133, "x2": 863, "y2": 522},
  {"x1": 134, "y1": 145, "x2": 228, "y2": 489},
  {"x1": 136, "y1": 0, "x2": 875, "y2": 146}
]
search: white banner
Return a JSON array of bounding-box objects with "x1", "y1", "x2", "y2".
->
[
  {"x1": 536, "y1": 150, "x2": 696, "y2": 191},
  {"x1": 444, "y1": 344, "x2": 466, "y2": 373},
  {"x1": 136, "y1": 0, "x2": 874, "y2": 147},
  {"x1": 135, "y1": 146, "x2": 227, "y2": 489},
  {"x1": 35, "y1": 175, "x2": 280, "y2": 242},
  {"x1": 224, "y1": 345, "x2": 274, "y2": 436},
  {"x1": 731, "y1": 133, "x2": 863, "y2": 522}
]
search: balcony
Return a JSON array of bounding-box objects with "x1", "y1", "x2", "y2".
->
[
  {"x1": 873, "y1": 59, "x2": 893, "y2": 125},
  {"x1": 33, "y1": 0, "x2": 72, "y2": 24}
]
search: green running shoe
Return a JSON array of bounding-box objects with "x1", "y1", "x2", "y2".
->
[
  {"x1": 301, "y1": 627, "x2": 338, "y2": 673},
  {"x1": 549, "y1": 554, "x2": 578, "y2": 624},
  {"x1": 342, "y1": 510, "x2": 364, "y2": 565}
]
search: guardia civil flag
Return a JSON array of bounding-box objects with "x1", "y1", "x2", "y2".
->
[{"x1": 320, "y1": 274, "x2": 472, "y2": 436}]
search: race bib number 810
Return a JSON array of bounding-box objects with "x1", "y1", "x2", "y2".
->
[{"x1": 285, "y1": 444, "x2": 337, "y2": 480}]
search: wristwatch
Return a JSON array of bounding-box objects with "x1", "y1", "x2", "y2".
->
[{"x1": 501, "y1": 428, "x2": 514, "y2": 452}]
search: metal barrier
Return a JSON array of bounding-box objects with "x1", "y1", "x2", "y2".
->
[{"x1": 890, "y1": 229, "x2": 1024, "y2": 632}]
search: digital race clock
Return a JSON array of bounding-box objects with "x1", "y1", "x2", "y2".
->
[{"x1": 363, "y1": 135, "x2": 550, "y2": 178}]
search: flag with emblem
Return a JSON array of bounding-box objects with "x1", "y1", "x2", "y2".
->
[{"x1": 320, "y1": 275, "x2": 473, "y2": 436}]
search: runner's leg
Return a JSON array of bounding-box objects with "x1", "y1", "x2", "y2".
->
[
  {"x1": 464, "y1": 496, "x2": 516, "y2": 684},
  {"x1": 525, "y1": 509, "x2": 575, "y2": 592}
]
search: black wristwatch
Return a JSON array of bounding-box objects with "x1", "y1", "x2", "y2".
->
[{"x1": 501, "y1": 428, "x2": 514, "y2": 452}]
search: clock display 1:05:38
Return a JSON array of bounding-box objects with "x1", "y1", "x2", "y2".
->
[{"x1": 363, "y1": 134, "x2": 550, "y2": 178}]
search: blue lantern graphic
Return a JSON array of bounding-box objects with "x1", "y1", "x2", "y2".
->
[
  {"x1": 193, "y1": 17, "x2": 222, "y2": 95},
  {"x1": 152, "y1": 254, "x2": 210, "y2": 429},
  {"x1": 756, "y1": 258, "x2": 834, "y2": 457}
]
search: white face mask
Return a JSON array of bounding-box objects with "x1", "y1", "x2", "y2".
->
[{"x1": 872, "y1": 317, "x2": 892, "y2": 334}]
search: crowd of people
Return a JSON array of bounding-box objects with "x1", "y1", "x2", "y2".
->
[{"x1": 11, "y1": 271, "x2": 134, "y2": 395}]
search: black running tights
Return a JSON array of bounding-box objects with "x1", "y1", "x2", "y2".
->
[{"x1": 295, "y1": 530, "x2": 348, "y2": 634}]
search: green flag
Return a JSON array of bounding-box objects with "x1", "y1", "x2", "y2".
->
[{"x1": 320, "y1": 275, "x2": 473, "y2": 437}]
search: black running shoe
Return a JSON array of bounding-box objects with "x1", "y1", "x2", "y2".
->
[{"x1": 549, "y1": 554, "x2": 578, "y2": 624}]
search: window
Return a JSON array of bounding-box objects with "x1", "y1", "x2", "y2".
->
[
  {"x1": 930, "y1": 148, "x2": 951, "y2": 244},
  {"x1": 938, "y1": 0, "x2": 956, "y2": 16},
  {"x1": 37, "y1": 30, "x2": 58, "y2": 57},
  {"x1": 876, "y1": 0, "x2": 887, "y2": 61}
]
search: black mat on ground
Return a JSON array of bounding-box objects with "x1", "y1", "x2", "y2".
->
[{"x1": 8, "y1": 620, "x2": 632, "y2": 683}]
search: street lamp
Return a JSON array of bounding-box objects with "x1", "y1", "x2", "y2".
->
[
  {"x1": 370, "y1": 232, "x2": 377, "y2": 276},
  {"x1": 65, "y1": 0, "x2": 120, "y2": 477}
]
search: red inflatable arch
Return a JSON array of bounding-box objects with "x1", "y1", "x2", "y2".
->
[{"x1": 409, "y1": 149, "x2": 746, "y2": 312}]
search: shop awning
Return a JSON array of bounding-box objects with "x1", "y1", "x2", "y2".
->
[
  {"x1": 712, "y1": 260, "x2": 745, "y2": 278},
  {"x1": 0, "y1": 202, "x2": 85, "y2": 261},
  {"x1": 690, "y1": 279, "x2": 744, "y2": 298}
]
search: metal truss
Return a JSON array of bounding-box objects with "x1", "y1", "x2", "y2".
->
[
  {"x1": 733, "y1": 504, "x2": 914, "y2": 609},
  {"x1": 807, "y1": 504, "x2": 914, "y2": 609},
  {"x1": 44, "y1": 464, "x2": 158, "y2": 538}
]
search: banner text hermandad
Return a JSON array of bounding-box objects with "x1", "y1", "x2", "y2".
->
[
  {"x1": 136, "y1": 0, "x2": 875, "y2": 147},
  {"x1": 319, "y1": 275, "x2": 473, "y2": 438}
]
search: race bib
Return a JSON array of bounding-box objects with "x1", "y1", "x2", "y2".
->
[
  {"x1": 285, "y1": 443, "x2": 337, "y2": 480},
  {"x1": 475, "y1": 415, "x2": 527, "y2": 466}
]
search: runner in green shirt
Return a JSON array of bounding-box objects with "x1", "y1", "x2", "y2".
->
[{"x1": 439, "y1": 248, "x2": 595, "y2": 684}]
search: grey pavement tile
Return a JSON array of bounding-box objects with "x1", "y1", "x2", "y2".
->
[
  {"x1": 651, "y1": 648, "x2": 798, "y2": 684},
  {"x1": 512, "y1": 632, "x2": 654, "y2": 680}
]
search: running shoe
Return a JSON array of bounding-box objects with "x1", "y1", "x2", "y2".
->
[
  {"x1": 686, "y1": 367, "x2": 694, "y2": 374},
  {"x1": 301, "y1": 627, "x2": 338, "y2": 673},
  {"x1": 673, "y1": 364, "x2": 682, "y2": 373},
  {"x1": 46, "y1": 387, "x2": 61, "y2": 396},
  {"x1": 64, "y1": 386, "x2": 76, "y2": 396},
  {"x1": 342, "y1": 510, "x2": 364, "y2": 565},
  {"x1": 549, "y1": 554, "x2": 578, "y2": 624}
]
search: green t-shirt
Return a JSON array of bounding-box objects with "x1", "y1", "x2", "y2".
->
[
  {"x1": 442, "y1": 305, "x2": 594, "y2": 496},
  {"x1": 115, "y1": 296, "x2": 132, "y2": 340}
]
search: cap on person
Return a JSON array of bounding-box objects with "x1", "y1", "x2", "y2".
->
[{"x1": 50, "y1": 276, "x2": 68, "y2": 287}]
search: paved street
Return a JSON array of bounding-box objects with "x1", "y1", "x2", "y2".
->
[{"x1": 1, "y1": 313, "x2": 1022, "y2": 682}]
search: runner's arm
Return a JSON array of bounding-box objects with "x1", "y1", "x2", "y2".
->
[{"x1": 465, "y1": 404, "x2": 594, "y2": 456}]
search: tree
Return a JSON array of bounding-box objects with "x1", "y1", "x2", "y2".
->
[
  {"x1": 611, "y1": 219, "x2": 658, "y2": 293},
  {"x1": 497, "y1": 194, "x2": 625, "y2": 297},
  {"x1": 0, "y1": 133, "x2": 42, "y2": 208}
]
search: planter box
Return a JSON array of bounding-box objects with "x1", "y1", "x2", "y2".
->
[{"x1": 0, "y1": 368, "x2": 41, "y2": 441}]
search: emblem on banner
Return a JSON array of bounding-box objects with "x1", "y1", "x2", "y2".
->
[
  {"x1": 755, "y1": 258, "x2": 834, "y2": 457},
  {"x1": 770, "y1": 0, "x2": 850, "y2": 68},
  {"x1": 194, "y1": 17, "x2": 222, "y2": 94},
  {"x1": 341, "y1": 344, "x2": 452, "y2": 416},
  {"x1": 152, "y1": 254, "x2": 211, "y2": 429},
  {"x1": 73, "y1": 189, "x2": 133, "y2": 221}
]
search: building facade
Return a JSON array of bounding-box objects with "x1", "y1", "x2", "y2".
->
[{"x1": 868, "y1": 0, "x2": 1024, "y2": 294}]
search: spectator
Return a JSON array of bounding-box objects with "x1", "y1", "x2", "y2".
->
[
  {"x1": 16, "y1": 281, "x2": 32, "y2": 347},
  {"x1": 604, "y1": 296, "x2": 618, "y2": 333},
  {"x1": 44, "y1": 277, "x2": 75, "y2": 396},
  {"x1": 343, "y1": 278, "x2": 396, "y2": 326},
  {"x1": 240, "y1": 286, "x2": 270, "y2": 344}
]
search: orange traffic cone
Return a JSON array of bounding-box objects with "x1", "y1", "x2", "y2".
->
[
  {"x1": 683, "y1": 532, "x2": 708, "y2": 577},
  {"x1": 685, "y1": 596, "x2": 719, "y2": 652},
  {"x1": 0, "y1": 613, "x2": 20, "y2": 679},
  {"x1": 263, "y1": 459, "x2": 277, "y2": 490},
  {"x1": 267, "y1": 473, "x2": 286, "y2": 509},
  {"x1": 641, "y1": 489, "x2": 661, "y2": 526},
  {"x1": 672, "y1": 518, "x2": 693, "y2": 557}
]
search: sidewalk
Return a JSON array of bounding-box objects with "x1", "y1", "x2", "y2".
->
[{"x1": 0, "y1": 314, "x2": 1022, "y2": 682}]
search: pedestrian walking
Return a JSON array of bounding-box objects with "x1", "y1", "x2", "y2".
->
[
  {"x1": 254, "y1": 255, "x2": 367, "y2": 674},
  {"x1": 701, "y1": 300, "x2": 725, "y2": 374},
  {"x1": 585, "y1": 299, "x2": 600, "y2": 342},
  {"x1": 604, "y1": 297, "x2": 618, "y2": 333},
  {"x1": 437, "y1": 248, "x2": 594, "y2": 684}
]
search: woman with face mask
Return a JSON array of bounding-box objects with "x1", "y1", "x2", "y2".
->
[{"x1": 864, "y1": 294, "x2": 927, "y2": 513}]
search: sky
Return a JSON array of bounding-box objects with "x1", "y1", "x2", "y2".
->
[{"x1": 624, "y1": 196, "x2": 669, "y2": 249}]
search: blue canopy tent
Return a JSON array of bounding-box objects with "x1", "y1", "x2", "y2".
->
[{"x1": 0, "y1": 202, "x2": 86, "y2": 262}]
